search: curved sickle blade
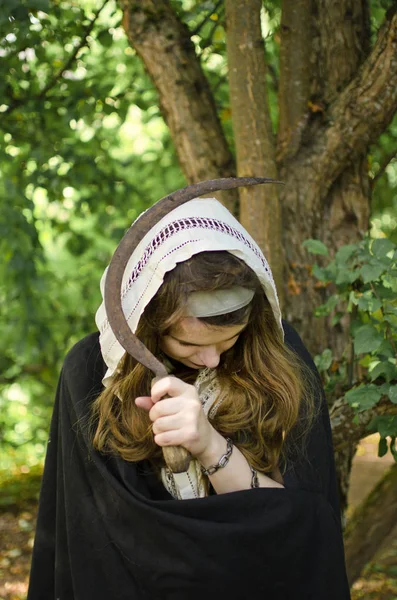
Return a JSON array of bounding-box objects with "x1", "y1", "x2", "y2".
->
[{"x1": 104, "y1": 176, "x2": 283, "y2": 376}]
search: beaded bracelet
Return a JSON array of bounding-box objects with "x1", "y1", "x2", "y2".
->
[{"x1": 200, "y1": 438, "x2": 233, "y2": 476}]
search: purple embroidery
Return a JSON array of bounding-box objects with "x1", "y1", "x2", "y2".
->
[{"x1": 123, "y1": 217, "x2": 270, "y2": 296}]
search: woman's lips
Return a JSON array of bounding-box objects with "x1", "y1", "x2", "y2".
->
[{"x1": 189, "y1": 361, "x2": 202, "y2": 368}]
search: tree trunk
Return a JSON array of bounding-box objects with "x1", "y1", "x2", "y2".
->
[
  {"x1": 225, "y1": 0, "x2": 283, "y2": 298},
  {"x1": 277, "y1": 0, "x2": 312, "y2": 161},
  {"x1": 121, "y1": 1, "x2": 397, "y2": 341},
  {"x1": 119, "y1": 0, "x2": 238, "y2": 213},
  {"x1": 278, "y1": 0, "x2": 372, "y2": 356},
  {"x1": 279, "y1": 3, "x2": 396, "y2": 502},
  {"x1": 334, "y1": 444, "x2": 357, "y2": 519},
  {"x1": 344, "y1": 463, "x2": 397, "y2": 585},
  {"x1": 118, "y1": 0, "x2": 397, "y2": 563},
  {"x1": 119, "y1": 0, "x2": 397, "y2": 356}
]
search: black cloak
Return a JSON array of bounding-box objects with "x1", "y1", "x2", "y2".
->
[{"x1": 28, "y1": 322, "x2": 351, "y2": 599}]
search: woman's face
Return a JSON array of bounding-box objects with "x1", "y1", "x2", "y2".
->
[{"x1": 160, "y1": 317, "x2": 247, "y2": 370}]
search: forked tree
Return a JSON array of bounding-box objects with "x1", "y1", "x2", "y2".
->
[{"x1": 118, "y1": 0, "x2": 397, "y2": 582}]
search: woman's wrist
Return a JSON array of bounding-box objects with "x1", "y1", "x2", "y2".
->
[{"x1": 195, "y1": 428, "x2": 228, "y2": 468}]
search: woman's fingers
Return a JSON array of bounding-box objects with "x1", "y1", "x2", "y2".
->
[
  {"x1": 149, "y1": 396, "x2": 194, "y2": 421},
  {"x1": 135, "y1": 396, "x2": 154, "y2": 411},
  {"x1": 136, "y1": 377, "x2": 206, "y2": 455},
  {"x1": 152, "y1": 414, "x2": 182, "y2": 435},
  {"x1": 151, "y1": 376, "x2": 196, "y2": 403},
  {"x1": 153, "y1": 430, "x2": 188, "y2": 447}
]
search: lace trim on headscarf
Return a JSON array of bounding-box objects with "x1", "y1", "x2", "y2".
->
[{"x1": 99, "y1": 216, "x2": 275, "y2": 335}]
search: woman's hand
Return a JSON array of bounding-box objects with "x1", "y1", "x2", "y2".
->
[{"x1": 135, "y1": 376, "x2": 217, "y2": 458}]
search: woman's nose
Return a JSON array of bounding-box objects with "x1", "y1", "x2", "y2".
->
[{"x1": 197, "y1": 346, "x2": 221, "y2": 368}]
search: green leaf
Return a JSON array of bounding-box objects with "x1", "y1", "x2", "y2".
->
[
  {"x1": 345, "y1": 384, "x2": 383, "y2": 411},
  {"x1": 335, "y1": 244, "x2": 357, "y2": 264},
  {"x1": 10, "y1": 5, "x2": 30, "y2": 19},
  {"x1": 335, "y1": 267, "x2": 358, "y2": 285},
  {"x1": 391, "y1": 437, "x2": 397, "y2": 462},
  {"x1": 31, "y1": 0, "x2": 50, "y2": 10},
  {"x1": 302, "y1": 239, "x2": 329, "y2": 256},
  {"x1": 371, "y1": 238, "x2": 395, "y2": 260},
  {"x1": 353, "y1": 324, "x2": 384, "y2": 354},
  {"x1": 97, "y1": 31, "x2": 114, "y2": 48},
  {"x1": 378, "y1": 436, "x2": 388, "y2": 457},
  {"x1": 359, "y1": 263, "x2": 385, "y2": 283},
  {"x1": 359, "y1": 354, "x2": 373, "y2": 368},
  {"x1": 314, "y1": 295, "x2": 338, "y2": 317},
  {"x1": 314, "y1": 348, "x2": 333, "y2": 371},
  {"x1": 389, "y1": 385, "x2": 397, "y2": 404},
  {"x1": 373, "y1": 284, "x2": 396, "y2": 300},
  {"x1": 376, "y1": 340, "x2": 395, "y2": 359},
  {"x1": 311, "y1": 264, "x2": 329, "y2": 282},
  {"x1": 369, "y1": 361, "x2": 397, "y2": 383},
  {"x1": 379, "y1": 382, "x2": 390, "y2": 396},
  {"x1": 384, "y1": 305, "x2": 397, "y2": 318},
  {"x1": 356, "y1": 294, "x2": 382, "y2": 313},
  {"x1": 368, "y1": 416, "x2": 397, "y2": 438}
]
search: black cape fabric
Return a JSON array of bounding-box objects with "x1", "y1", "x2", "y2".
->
[{"x1": 28, "y1": 322, "x2": 351, "y2": 600}]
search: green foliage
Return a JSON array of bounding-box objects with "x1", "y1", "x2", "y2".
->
[
  {"x1": 0, "y1": 464, "x2": 43, "y2": 507},
  {"x1": 302, "y1": 239, "x2": 329, "y2": 257},
  {"x1": 307, "y1": 236, "x2": 397, "y2": 459},
  {"x1": 0, "y1": 0, "x2": 184, "y2": 472},
  {"x1": 0, "y1": 0, "x2": 282, "y2": 474},
  {"x1": 370, "y1": 113, "x2": 397, "y2": 243}
]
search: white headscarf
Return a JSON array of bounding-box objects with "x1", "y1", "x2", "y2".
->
[
  {"x1": 95, "y1": 198, "x2": 284, "y2": 499},
  {"x1": 96, "y1": 197, "x2": 283, "y2": 386}
]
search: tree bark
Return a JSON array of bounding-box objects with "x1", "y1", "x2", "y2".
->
[
  {"x1": 119, "y1": 0, "x2": 237, "y2": 212},
  {"x1": 310, "y1": 0, "x2": 371, "y2": 104},
  {"x1": 330, "y1": 396, "x2": 397, "y2": 453},
  {"x1": 280, "y1": 5, "x2": 397, "y2": 354},
  {"x1": 225, "y1": 0, "x2": 283, "y2": 297},
  {"x1": 330, "y1": 395, "x2": 397, "y2": 513},
  {"x1": 344, "y1": 464, "x2": 397, "y2": 585},
  {"x1": 120, "y1": 2, "x2": 397, "y2": 334},
  {"x1": 277, "y1": 0, "x2": 312, "y2": 162}
]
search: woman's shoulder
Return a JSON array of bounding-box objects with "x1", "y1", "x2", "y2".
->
[
  {"x1": 282, "y1": 320, "x2": 317, "y2": 370},
  {"x1": 62, "y1": 332, "x2": 105, "y2": 387}
]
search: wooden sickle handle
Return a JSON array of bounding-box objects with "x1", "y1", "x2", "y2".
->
[{"x1": 162, "y1": 445, "x2": 191, "y2": 473}]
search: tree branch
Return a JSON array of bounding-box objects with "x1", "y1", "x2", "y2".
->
[
  {"x1": 4, "y1": 0, "x2": 109, "y2": 116},
  {"x1": 310, "y1": 0, "x2": 370, "y2": 106},
  {"x1": 313, "y1": 6, "x2": 397, "y2": 196},
  {"x1": 277, "y1": 0, "x2": 312, "y2": 161},
  {"x1": 372, "y1": 147, "x2": 397, "y2": 186},
  {"x1": 330, "y1": 395, "x2": 397, "y2": 452},
  {"x1": 191, "y1": 0, "x2": 223, "y2": 37},
  {"x1": 225, "y1": 0, "x2": 283, "y2": 298},
  {"x1": 119, "y1": 0, "x2": 237, "y2": 213}
]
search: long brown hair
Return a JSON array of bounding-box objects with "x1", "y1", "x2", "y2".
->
[{"x1": 92, "y1": 251, "x2": 317, "y2": 473}]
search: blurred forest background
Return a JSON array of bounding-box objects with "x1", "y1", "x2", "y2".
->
[{"x1": 0, "y1": 0, "x2": 397, "y2": 597}]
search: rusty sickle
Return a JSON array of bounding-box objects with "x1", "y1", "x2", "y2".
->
[{"x1": 104, "y1": 177, "x2": 283, "y2": 473}]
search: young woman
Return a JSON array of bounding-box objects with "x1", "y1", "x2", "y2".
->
[{"x1": 28, "y1": 185, "x2": 351, "y2": 599}]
